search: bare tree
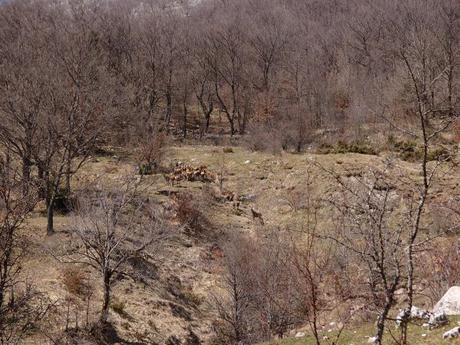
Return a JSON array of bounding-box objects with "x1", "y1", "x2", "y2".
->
[
  {"x1": 437, "y1": 1, "x2": 460, "y2": 117},
  {"x1": 0, "y1": 1, "x2": 49, "y2": 195},
  {"x1": 322, "y1": 165, "x2": 406, "y2": 345},
  {"x1": 33, "y1": 1, "x2": 108, "y2": 235},
  {"x1": 203, "y1": 4, "x2": 252, "y2": 135},
  {"x1": 214, "y1": 228, "x2": 306, "y2": 344},
  {"x1": 191, "y1": 37, "x2": 215, "y2": 137},
  {"x1": 65, "y1": 182, "x2": 168, "y2": 324},
  {"x1": 381, "y1": 2, "x2": 458, "y2": 341},
  {"x1": 213, "y1": 232, "x2": 256, "y2": 344},
  {"x1": 0, "y1": 153, "x2": 51, "y2": 344},
  {"x1": 246, "y1": 0, "x2": 290, "y2": 93},
  {"x1": 254, "y1": 229, "x2": 301, "y2": 340},
  {"x1": 288, "y1": 175, "x2": 336, "y2": 345}
]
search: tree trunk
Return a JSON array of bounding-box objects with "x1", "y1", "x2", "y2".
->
[
  {"x1": 374, "y1": 298, "x2": 392, "y2": 345},
  {"x1": 21, "y1": 155, "x2": 31, "y2": 196},
  {"x1": 100, "y1": 271, "x2": 111, "y2": 324},
  {"x1": 206, "y1": 111, "x2": 211, "y2": 132},
  {"x1": 37, "y1": 164, "x2": 46, "y2": 199},
  {"x1": 46, "y1": 195, "x2": 55, "y2": 236},
  {"x1": 225, "y1": 117, "x2": 234, "y2": 136},
  {"x1": 183, "y1": 97, "x2": 188, "y2": 139},
  {"x1": 64, "y1": 158, "x2": 71, "y2": 196},
  {"x1": 164, "y1": 68, "x2": 173, "y2": 134},
  {"x1": 448, "y1": 67, "x2": 454, "y2": 117},
  {"x1": 45, "y1": 170, "x2": 57, "y2": 236},
  {"x1": 86, "y1": 296, "x2": 90, "y2": 328},
  {"x1": 165, "y1": 92, "x2": 172, "y2": 133}
]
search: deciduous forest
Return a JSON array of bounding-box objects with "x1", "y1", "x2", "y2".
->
[{"x1": 0, "y1": 0, "x2": 459, "y2": 344}]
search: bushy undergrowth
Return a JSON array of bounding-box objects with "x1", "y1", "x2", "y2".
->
[
  {"x1": 318, "y1": 140, "x2": 378, "y2": 155},
  {"x1": 387, "y1": 136, "x2": 452, "y2": 162},
  {"x1": 175, "y1": 193, "x2": 211, "y2": 236},
  {"x1": 61, "y1": 267, "x2": 91, "y2": 298}
]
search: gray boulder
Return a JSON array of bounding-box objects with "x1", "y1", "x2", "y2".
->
[{"x1": 434, "y1": 286, "x2": 460, "y2": 315}]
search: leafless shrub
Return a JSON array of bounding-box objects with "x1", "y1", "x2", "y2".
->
[
  {"x1": 64, "y1": 181, "x2": 169, "y2": 324},
  {"x1": 174, "y1": 193, "x2": 211, "y2": 236},
  {"x1": 0, "y1": 154, "x2": 51, "y2": 344},
  {"x1": 61, "y1": 266, "x2": 94, "y2": 331},
  {"x1": 323, "y1": 165, "x2": 407, "y2": 345},
  {"x1": 137, "y1": 132, "x2": 168, "y2": 175},
  {"x1": 430, "y1": 197, "x2": 460, "y2": 235},
  {"x1": 243, "y1": 123, "x2": 283, "y2": 154},
  {"x1": 283, "y1": 187, "x2": 309, "y2": 212},
  {"x1": 0, "y1": 284, "x2": 53, "y2": 345},
  {"x1": 421, "y1": 240, "x2": 460, "y2": 306},
  {"x1": 211, "y1": 232, "x2": 258, "y2": 344},
  {"x1": 61, "y1": 267, "x2": 91, "y2": 299},
  {"x1": 453, "y1": 118, "x2": 460, "y2": 143},
  {"x1": 213, "y1": 228, "x2": 309, "y2": 344}
]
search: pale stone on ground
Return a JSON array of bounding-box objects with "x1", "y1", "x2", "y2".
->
[{"x1": 434, "y1": 286, "x2": 460, "y2": 315}]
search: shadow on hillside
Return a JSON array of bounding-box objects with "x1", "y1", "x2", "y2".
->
[{"x1": 90, "y1": 322, "x2": 148, "y2": 345}]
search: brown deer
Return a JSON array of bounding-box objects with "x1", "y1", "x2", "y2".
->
[{"x1": 251, "y1": 207, "x2": 264, "y2": 225}]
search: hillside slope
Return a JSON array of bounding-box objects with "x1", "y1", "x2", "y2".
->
[{"x1": 22, "y1": 144, "x2": 460, "y2": 344}]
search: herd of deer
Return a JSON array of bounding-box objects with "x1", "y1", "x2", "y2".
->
[{"x1": 164, "y1": 162, "x2": 265, "y2": 225}]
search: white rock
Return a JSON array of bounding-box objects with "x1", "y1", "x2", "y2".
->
[
  {"x1": 244, "y1": 160, "x2": 251, "y2": 164},
  {"x1": 411, "y1": 306, "x2": 431, "y2": 319},
  {"x1": 434, "y1": 286, "x2": 460, "y2": 315},
  {"x1": 428, "y1": 311, "x2": 448, "y2": 329},
  {"x1": 443, "y1": 326, "x2": 460, "y2": 339},
  {"x1": 239, "y1": 194, "x2": 256, "y2": 202},
  {"x1": 421, "y1": 333, "x2": 427, "y2": 337},
  {"x1": 295, "y1": 332, "x2": 306, "y2": 338},
  {"x1": 396, "y1": 306, "x2": 432, "y2": 326},
  {"x1": 395, "y1": 288, "x2": 406, "y2": 295},
  {"x1": 367, "y1": 336, "x2": 377, "y2": 344}
]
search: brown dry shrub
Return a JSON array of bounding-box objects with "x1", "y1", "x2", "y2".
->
[
  {"x1": 175, "y1": 193, "x2": 210, "y2": 236},
  {"x1": 137, "y1": 132, "x2": 168, "y2": 175},
  {"x1": 420, "y1": 240, "x2": 460, "y2": 305},
  {"x1": 61, "y1": 266, "x2": 92, "y2": 298},
  {"x1": 334, "y1": 90, "x2": 351, "y2": 112},
  {"x1": 430, "y1": 196, "x2": 460, "y2": 235},
  {"x1": 283, "y1": 187, "x2": 309, "y2": 212},
  {"x1": 243, "y1": 122, "x2": 283, "y2": 153},
  {"x1": 453, "y1": 118, "x2": 460, "y2": 143}
]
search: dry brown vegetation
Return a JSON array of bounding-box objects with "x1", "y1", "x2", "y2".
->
[
  {"x1": 0, "y1": 0, "x2": 459, "y2": 344},
  {"x1": 0, "y1": 142, "x2": 457, "y2": 344}
]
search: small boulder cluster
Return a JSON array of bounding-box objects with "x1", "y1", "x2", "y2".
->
[
  {"x1": 393, "y1": 305, "x2": 460, "y2": 341},
  {"x1": 425, "y1": 311, "x2": 449, "y2": 329},
  {"x1": 395, "y1": 306, "x2": 448, "y2": 330}
]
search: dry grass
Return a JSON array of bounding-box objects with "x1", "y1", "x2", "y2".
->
[
  {"x1": 16, "y1": 143, "x2": 460, "y2": 344},
  {"x1": 268, "y1": 316, "x2": 460, "y2": 345}
]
